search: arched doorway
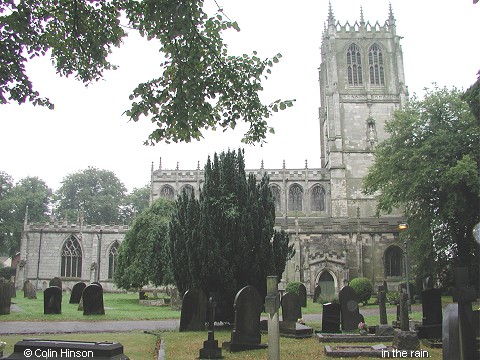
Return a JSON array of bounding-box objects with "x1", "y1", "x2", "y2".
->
[{"x1": 318, "y1": 271, "x2": 335, "y2": 299}]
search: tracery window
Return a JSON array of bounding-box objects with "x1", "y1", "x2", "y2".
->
[
  {"x1": 385, "y1": 246, "x2": 402, "y2": 277},
  {"x1": 108, "y1": 241, "x2": 120, "y2": 279},
  {"x1": 288, "y1": 184, "x2": 303, "y2": 211},
  {"x1": 270, "y1": 185, "x2": 281, "y2": 212},
  {"x1": 311, "y1": 185, "x2": 326, "y2": 211},
  {"x1": 347, "y1": 44, "x2": 363, "y2": 86},
  {"x1": 61, "y1": 236, "x2": 82, "y2": 278},
  {"x1": 368, "y1": 44, "x2": 385, "y2": 85},
  {"x1": 160, "y1": 185, "x2": 175, "y2": 199}
]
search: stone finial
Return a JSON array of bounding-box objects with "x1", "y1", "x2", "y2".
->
[
  {"x1": 197, "y1": 161, "x2": 200, "y2": 170},
  {"x1": 159, "y1": 157, "x2": 162, "y2": 170},
  {"x1": 360, "y1": 6, "x2": 365, "y2": 25},
  {"x1": 388, "y1": 2, "x2": 396, "y2": 27},
  {"x1": 282, "y1": 160, "x2": 286, "y2": 169},
  {"x1": 261, "y1": 159, "x2": 264, "y2": 169},
  {"x1": 176, "y1": 162, "x2": 179, "y2": 170},
  {"x1": 305, "y1": 159, "x2": 308, "y2": 169},
  {"x1": 328, "y1": 1, "x2": 335, "y2": 26}
]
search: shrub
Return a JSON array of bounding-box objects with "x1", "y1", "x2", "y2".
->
[
  {"x1": 0, "y1": 266, "x2": 16, "y2": 280},
  {"x1": 349, "y1": 277, "x2": 373, "y2": 305},
  {"x1": 386, "y1": 291, "x2": 400, "y2": 305},
  {"x1": 285, "y1": 281, "x2": 302, "y2": 296}
]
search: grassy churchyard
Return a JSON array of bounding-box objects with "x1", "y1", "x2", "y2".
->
[{"x1": 0, "y1": 291, "x2": 455, "y2": 359}]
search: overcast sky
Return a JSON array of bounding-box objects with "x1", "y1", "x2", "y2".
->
[{"x1": 1, "y1": 1, "x2": 479, "y2": 192}]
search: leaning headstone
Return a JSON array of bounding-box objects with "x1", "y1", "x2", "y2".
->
[
  {"x1": 417, "y1": 287, "x2": 442, "y2": 339},
  {"x1": 338, "y1": 285, "x2": 364, "y2": 331},
  {"x1": 23, "y1": 280, "x2": 37, "y2": 299},
  {"x1": 0, "y1": 278, "x2": 12, "y2": 315},
  {"x1": 82, "y1": 284, "x2": 105, "y2": 315},
  {"x1": 223, "y1": 286, "x2": 267, "y2": 352},
  {"x1": 313, "y1": 285, "x2": 321, "y2": 303},
  {"x1": 281, "y1": 292, "x2": 302, "y2": 322},
  {"x1": 198, "y1": 295, "x2": 223, "y2": 359},
  {"x1": 49, "y1": 277, "x2": 62, "y2": 290},
  {"x1": 179, "y1": 288, "x2": 207, "y2": 332},
  {"x1": 44, "y1": 286, "x2": 62, "y2": 314},
  {"x1": 378, "y1": 290, "x2": 388, "y2": 325},
  {"x1": 69, "y1": 282, "x2": 86, "y2": 304},
  {"x1": 298, "y1": 283, "x2": 307, "y2": 308},
  {"x1": 321, "y1": 302, "x2": 341, "y2": 333},
  {"x1": 442, "y1": 303, "x2": 459, "y2": 360}
]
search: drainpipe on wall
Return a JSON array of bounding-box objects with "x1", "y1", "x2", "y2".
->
[
  {"x1": 36, "y1": 229, "x2": 43, "y2": 289},
  {"x1": 96, "y1": 230, "x2": 102, "y2": 282}
]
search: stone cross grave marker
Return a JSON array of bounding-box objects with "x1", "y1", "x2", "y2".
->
[
  {"x1": 378, "y1": 290, "x2": 388, "y2": 325},
  {"x1": 223, "y1": 285, "x2": 267, "y2": 352},
  {"x1": 69, "y1": 282, "x2": 86, "y2": 304},
  {"x1": 281, "y1": 292, "x2": 302, "y2": 323},
  {"x1": 298, "y1": 283, "x2": 307, "y2": 308},
  {"x1": 82, "y1": 283, "x2": 105, "y2": 315},
  {"x1": 0, "y1": 278, "x2": 12, "y2": 315},
  {"x1": 321, "y1": 302, "x2": 341, "y2": 333},
  {"x1": 179, "y1": 288, "x2": 207, "y2": 332},
  {"x1": 49, "y1": 277, "x2": 62, "y2": 290},
  {"x1": 265, "y1": 276, "x2": 280, "y2": 360},
  {"x1": 23, "y1": 280, "x2": 37, "y2": 299},
  {"x1": 338, "y1": 285, "x2": 364, "y2": 331},
  {"x1": 198, "y1": 294, "x2": 223, "y2": 359},
  {"x1": 44, "y1": 286, "x2": 62, "y2": 315}
]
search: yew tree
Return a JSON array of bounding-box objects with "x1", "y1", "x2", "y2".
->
[
  {"x1": 363, "y1": 85, "x2": 480, "y2": 289},
  {"x1": 168, "y1": 149, "x2": 293, "y2": 322},
  {"x1": 1, "y1": 0, "x2": 294, "y2": 144}
]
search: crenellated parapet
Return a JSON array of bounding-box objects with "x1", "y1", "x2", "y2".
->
[{"x1": 25, "y1": 222, "x2": 130, "y2": 234}]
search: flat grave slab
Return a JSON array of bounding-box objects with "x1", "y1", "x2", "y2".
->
[
  {"x1": 317, "y1": 333, "x2": 394, "y2": 343},
  {"x1": 324, "y1": 344, "x2": 394, "y2": 358},
  {"x1": 421, "y1": 338, "x2": 442, "y2": 348}
]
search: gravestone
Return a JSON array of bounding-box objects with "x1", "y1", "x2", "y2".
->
[
  {"x1": 338, "y1": 285, "x2": 364, "y2": 331},
  {"x1": 69, "y1": 282, "x2": 86, "y2": 304},
  {"x1": 378, "y1": 290, "x2": 388, "y2": 325},
  {"x1": 281, "y1": 292, "x2": 302, "y2": 322},
  {"x1": 298, "y1": 283, "x2": 307, "y2": 308},
  {"x1": 82, "y1": 284, "x2": 105, "y2": 315},
  {"x1": 265, "y1": 276, "x2": 280, "y2": 360},
  {"x1": 313, "y1": 285, "x2": 321, "y2": 303},
  {"x1": 41, "y1": 281, "x2": 47, "y2": 291},
  {"x1": 399, "y1": 292, "x2": 409, "y2": 331},
  {"x1": 9, "y1": 281, "x2": 16, "y2": 298},
  {"x1": 49, "y1": 277, "x2": 62, "y2": 290},
  {"x1": 179, "y1": 288, "x2": 207, "y2": 332},
  {"x1": 44, "y1": 286, "x2": 62, "y2": 314},
  {"x1": 383, "y1": 280, "x2": 388, "y2": 293},
  {"x1": 442, "y1": 303, "x2": 459, "y2": 360},
  {"x1": 423, "y1": 275, "x2": 434, "y2": 290},
  {"x1": 198, "y1": 295, "x2": 223, "y2": 359},
  {"x1": 417, "y1": 288, "x2": 442, "y2": 339},
  {"x1": 321, "y1": 302, "x2": 341, "y2": 333},
  {"x1": 0, "y1": 278, "x2": 12, "y2": 315},
  {"x1": 223, "y1": 285, "x2": 267, "y2": 352},
  {"x1": 415, "y1": 276, "x2": 423, "y2": 301},
  {"x1": 23, "y1": 280, "x2": 37, "y2": 299}
]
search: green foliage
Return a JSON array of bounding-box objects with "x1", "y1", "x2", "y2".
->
[
  {"x1": 114, "y1": 198, "x2": 175, "y2": 290},
  {"x1": 168, "y1": 149, "x2": 294, "y2": 322},
  {"x1": 1, "y1": 1, "x2": 294, "y2": 145},
  {"x1": 285, "y1": 281, "x2": 302, "y2": 296},
  {"x1": 0, "y1": 266, "x2": 16, "y2": 280},
  {"x1": 462, "y1": 77, "x2": 480, "y2": 124},
  {"x1": 349, "y1": 278, "x2": 373, "y2": 305},
  {"x1": 55, "y1": 167, "x2": 126, "y2": 225},
  {"x1": 119, "y1": 184, "x2": 151, "y2": 224},
  {"x1": 386, "y1": 291, "x2": 400, "y2": 305},
  {"x1": 363, "y1": 85, "x2": 480, "y2": 289},
  {"x1": 0, "y1": 173, "x2": 52, "y2": 255}
]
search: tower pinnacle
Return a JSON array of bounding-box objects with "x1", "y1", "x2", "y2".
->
[
  {"x1": 388, "y1": 2, "x2": 396, "y2": 27},
  {"x1": 360, "y1": 6, "x2": 365, "y2": 25},
  {"x1": 328, "y1": 1, "x2": 335, "y2": 27}
]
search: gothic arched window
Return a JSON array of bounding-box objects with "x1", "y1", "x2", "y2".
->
[
  {"x1": 347, "y1": 44, "x2": 363, "y2": 86},
  {"x1": 311, "y1": 185, "x2": 326, "y2": 211},
  {"x1": 270, "y1": 185, "x2": 281, "y2": 211},
  {"x1": 108, "y1": 241, "x2": 120, "y2": 279},
  {"x1": 160, "y1": 185, "x2": 175, "y2": 199},
  {"x1": 61, "y1": 236, "x2": 82, "y2": 278},
  {"x1": 288, "y1": 184, "x2": 303, "y2": 211},
  {"x1": 368, "y1": 44, "x2": 385, "y2": 85},
  {"x1": 181, "y1": 184, "x2": 195, "y2": 198},
  {"x1": 385, "y1": 246, "x2": 403, "y2": 277}
]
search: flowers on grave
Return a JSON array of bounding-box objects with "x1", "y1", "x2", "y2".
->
[
  {"x1": 297, "y1": 318, "x2": 305, "y2": 325},
  {"x1": 358, "y1": 321, "x2": 368, "y2": 335}
]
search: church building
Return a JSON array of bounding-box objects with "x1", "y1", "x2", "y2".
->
[{"x1": 16, "y1": 4, "x2": 407, "y2": 298}]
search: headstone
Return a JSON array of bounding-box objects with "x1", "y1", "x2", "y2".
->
[
  {"x1": 23, "y1": 280, "x2": 37, "y2": 299},
  {"x1": 82, "y1": 284, "x2": 105, "y2": 315},
  {"x1": 415, "y1": 276, "x2": 423, "y2": 301},
  {"x1": 281, "y1": 292, "x2": 302, "y2": 323},
  {"x1": 393, "y1": 329, "x2": 420, "y2": 351},
  {"x1": 442, "y1": 303, "x2": 460, "y2": 360},
  {"x1": 170, "y1": 287, "x2": 181, "y2": 310},
  {"x1": 223, "y1": 286, "x2": 267, "y2": 352},
  {"x1": 198, "y1": 295, "x2": 223, "y2": 359},
  {"x1": 0, "y1": 278, "x2": 12, "y2": 315},
  {"x1": 41, "y1": 281, "x2": 47, "y2": 291},
  {"x1": 265, "y1": 276, "x2": 280, "y2": 360},
  {"x1": 378, "y1": 290, "x2": 388, "y2": 325},
  {"x1": 321, "y1": 302, "x2": 341, "y2": 333},
  {"x1": 423, "y1": 275, "x2": 434, "y2": 290},
  {"x1": 298, "y1": 283, "x2": 307, "y2": 308},
  {"x1": 69, "y1": 282, "x2": 86, "y2": 304},
  {"x1": 338, "y1": 285, "x2": 364, "y2": 331},
  {"x1": 399, "y1": 292, "x2": 409, "y2": 331},
  {"x1": 383, "y1": 280, "x2": 388, "y2": 293},
  {"x1": 179, "y1": 288, "x2": 207, "y2": 332},
  {"x1": 313, "y1": 285, "x2": 321, "y2": 303},
  {"x1": 49, "y1": 277, "x2": 62, "y2": 290},
  {"x1": 417, "y1": 288, "x2": 442, "y2": 339},
  {"x1": 9, "y1": 281, "x2": 16, "y2": 298},
  {"x1": 44, "y1": 286, "x2": 62, "y2": 314}
]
